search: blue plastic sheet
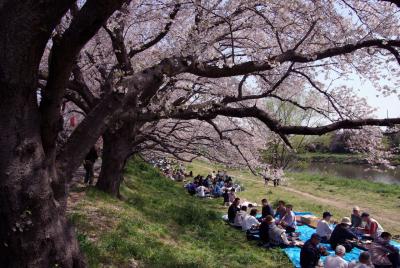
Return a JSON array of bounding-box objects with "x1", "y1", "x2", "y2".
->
[
  {"x1": 223, "y1": 211, "x2": 400, "y2": 268},
  {"x1": 283, "y1": 224, "x2": 364, "y2": 268},
  {"x1": 391, "y1": 240, "x2": 400, "y2": 249},
  {"x1": 256, "y1": 211, "x2": 312, "y2": 219},
  {"x1": 282, "y1": 220, "x2": 400, "y2": 268}
]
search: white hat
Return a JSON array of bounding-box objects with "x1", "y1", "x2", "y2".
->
[
  {"x1": 353, "y1": 206, "x2": 360, "y2": 211},
  {"x1": 340, "y1": 217, "x2": 351, "y2": 225},
  {"x1": 336, "y1": 245, "x2": 346, "y2": 255}
]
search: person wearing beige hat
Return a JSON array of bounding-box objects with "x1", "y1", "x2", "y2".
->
[{"x1": 330, "y1": 217, "x2": 358, "y2": 253}]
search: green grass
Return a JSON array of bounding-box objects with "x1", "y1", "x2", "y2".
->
[
  {"x1": 68, "y1": 158, "x2": 292, "y2": 268},
  {"x1": 286, "y1": 171, "x2": 400, "y2": 234},
  {"x1": 186, "y1": 160, "x2": 400, "y2": 236},
  {"x1": 288, "y1": 172, "x2": 400, "y2": 197}
]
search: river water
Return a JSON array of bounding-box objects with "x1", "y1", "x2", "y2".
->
[{"x1": 291, "y1": 162, "x2": 400, "y2": 185}]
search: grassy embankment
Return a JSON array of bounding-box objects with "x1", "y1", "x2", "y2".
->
[
  {"x1": 68, "y1": 159, "x2": 291, "y2": 268},
  {"x1": 187, "y1": 160, "x2": 400, "y2": 236}
]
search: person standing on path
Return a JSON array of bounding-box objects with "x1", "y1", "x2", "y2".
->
[{"x1": 84, "y1": 146, "x2": 98, "y2": 185}]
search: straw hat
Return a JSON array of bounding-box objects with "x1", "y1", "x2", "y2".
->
[
  {"x1": 340, "y1": 217, "x2": 351, "y2": 225},
  {"x1": 353, "y1": 206, "x2": 360, "y2": 211}
]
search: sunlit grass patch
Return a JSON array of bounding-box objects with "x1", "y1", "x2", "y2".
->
[{"x1": 68, "y1": 158, "x2": 292, "y2": 267}]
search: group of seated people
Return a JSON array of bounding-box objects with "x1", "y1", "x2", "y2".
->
[
  {"x1": 153, "y1": 158, "x2": 193, "y2": 181},
  {"x1": 184, "y1": 171, "x2": 240, "y2": 199},
  {"x1": 227, "y1": 198, "x2": 399, "y2": 268},
  {"x1": 316, "y1": 207, "x2": 385, "y2": 252},
  {"x1": 164, "y1": 168, "x2": 192, "y2": 181},
  {"x1": 309, "y1": 207, "x2": 399, "y2": 268},
  {"x1": 228, "y1": 198, "x2": 298, "y2": 246},
  {"x1": 301, "y1": 231, "x2": 399, "y2": 268}
]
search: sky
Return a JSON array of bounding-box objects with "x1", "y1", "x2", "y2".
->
[
  {"x1": 335, "y1": 2, "x2": 400, "y2": 119},
  {"x1": 358, "y1": 84, "x2": 400, "y2": 118},
  {"x1": 343, "y1": 75, "x2": 400, "y2": 118}
]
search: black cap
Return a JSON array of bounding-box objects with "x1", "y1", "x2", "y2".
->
[
  {"x1": 311, "y1": 233, "x2": 321, "y2": 240},
  {"x1": 323, "y1": 212, "x2": 333, "y2": 218},
  {"x1": 361, "y1": 212, "x2": 370, "y2": 217}
]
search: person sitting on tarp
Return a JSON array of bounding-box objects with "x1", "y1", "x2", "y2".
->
[
  {"x1": 212, "y1": 181, "x2": 222, "y2": 197},
  {"x1": 316, "y1": 212, "x2": 334, "y2": 243},
  {"x1": 266, "y1": 216, "x2": 293, "y2": 247},
  {"x1": 217, "y1": 179, "x2": 225, "y2": 188},
  {"x1": 348, "y1": 252, "x2": 374, "y2": 268},
  {"x1": 242, "y1": 208, "x2": 260, "y2": 231},
  {"x1": 360, "y1": 212, "x2": 384, "y2": 240},
  {"x1": 300, "y1": 233, "x2": 324, "y2": 268},
  {"x1": 274, "y1": 200, "x2": 286, "y2": 219},
  {"x1": 259, "y1": 216, "x2": 272, "y2": 246},
  {"x1": 351, "y1": 206, "x2": 362, "y2": 228},
  {"x1": 228, "y1": 198, "x2": 240, "y2": 224},
  {"x1": 196, "y1": 185, "x2": 208, "y2": 198},
  {"x1": 330, "y1": 217, "x2": 358, "y2": 252},
  {"x1": 278, "y1": 204, "x2": 297, "y2": 233},
  {"x1": 261, "y1": 198, "x2": 274, "y2": 220},
  {"x1": 370, "y1": 232, "x2": 400, "y2": 268},
  {"x1": 185, "y1": 182, "x2": 197, "y2": 195},
  {"x1": 324, "y1": 245, "x2": 348, "y2": 268},
  {"x1": 222, "y1": 189, "x2": 230, "y2": 206},
  {"x1": 228, "y1": 188, "x2": 237, "y2": 203},
  {"x1": 233, "y1": 205, "x2": 247, "y2": 228}
]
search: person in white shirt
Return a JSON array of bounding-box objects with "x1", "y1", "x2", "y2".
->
[
  {"x1": 324, "y1": 245, "x2": 348, "y2": 268},
  {"x1": 242, "y1": 208, "x2": 260, "y2": 231},
  {"x1": 196, "y1": 185, "x2": 207, "y2": 197},
  {"x1": 316, "y1": 211, "x2": 334, "y2": 243},
  {"x1": 279, "y1": 204, "x2": 297, "y2": 233},
  {"x1": 233, "y1": 206, "x2": 247, "y2": 228}
]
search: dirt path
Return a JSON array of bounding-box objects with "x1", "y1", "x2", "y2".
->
[
  {"x1": 284, "y1": 186, "x2": 349, "y2": 210},
  {"x1": 283, "y1": 186, "x2": 399, "y2": 225},
  {"x1": 189, "y1": 162, "x2": 399, "y2": 228}
]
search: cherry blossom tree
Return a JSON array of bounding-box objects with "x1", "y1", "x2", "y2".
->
[{"x1": 2, "y1": 0, "x2": 400, "y2": 267}]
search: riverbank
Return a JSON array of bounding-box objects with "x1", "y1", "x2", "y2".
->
[
  {"x1": 187, "y1": 160, "x2": 400, "y2": 236},
  {"x1": 295, "y1": 152, "x2": 400, "y2": 166},
  {"x1": 68, "y1": 159, "x2": 291, "y2": 267}
]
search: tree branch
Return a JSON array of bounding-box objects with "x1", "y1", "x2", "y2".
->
[
  {"x1": 128, "y1": 3, "x2": 181, "y2": 58},
  {"x1": 188, "y1": 39, "x2": 400, "y2": 78},
  {"x1": 39, "y1": 0, "x2": 128, "y2": 155}
]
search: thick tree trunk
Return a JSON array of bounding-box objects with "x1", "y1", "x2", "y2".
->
[
  {"x1": 96, "y1": 128, "x2": 132, "y2": 198},
  {"x1": 0, "y1": 90, "x2": 85, "y2": 267},
  {"x1": 0, "y1": 3, "x2": 85, "y2": 265}
]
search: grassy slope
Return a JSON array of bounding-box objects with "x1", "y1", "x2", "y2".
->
[
  {"x1": 285, "y1": 172, "x2": 400, "y2": 234},
  {"x1": 187, "y1": 160, "x2": 400, "y2": 236},
  {"x1": 68, "y1": 159, "x2": 291, "y2": 268}
]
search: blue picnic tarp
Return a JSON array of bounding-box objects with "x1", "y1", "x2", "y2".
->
[
  {"x1": 283, "y1": 224, "x2": 363, "y2": 268},
  {"x1": 222, "y1": 211, "x2": 400, "y2": 268},
  {"x1": 256, "y1": 211, "x2": 313, "y2": 219},
  {"x1": 283, "y1": 219, "x2": 400, "y2": 268}
]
